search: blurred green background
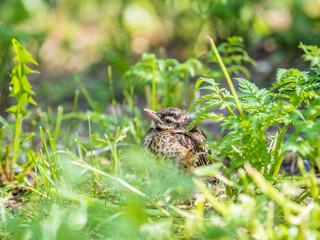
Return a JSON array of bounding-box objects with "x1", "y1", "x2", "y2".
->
[{"x1": 1, "y1": 0, "x2": 320, "y2": 115}]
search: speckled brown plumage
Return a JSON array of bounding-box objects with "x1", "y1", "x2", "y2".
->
[{"x1": 141, "y1": 107, "x2": 217, "y2": 182}]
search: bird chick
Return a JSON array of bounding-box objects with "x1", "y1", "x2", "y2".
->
[{"x1": 141, "y1": 107, "x2": 213, "y2": 171}]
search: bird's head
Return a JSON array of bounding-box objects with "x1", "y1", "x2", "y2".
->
[{"x1": 143, "y1": 107, "x2": 192, "y2": 132}]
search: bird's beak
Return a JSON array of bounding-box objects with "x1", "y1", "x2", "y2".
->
[{"x1": 143, "y1": 108, "x2": 164, "y2": 124}]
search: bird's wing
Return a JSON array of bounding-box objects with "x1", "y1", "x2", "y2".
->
[
  {"x1": 179, "y1": 131, "x2": 217, "y2": 183},
  {"x1": 180, "y1": 129, "x2": 213, "y2": 166}
]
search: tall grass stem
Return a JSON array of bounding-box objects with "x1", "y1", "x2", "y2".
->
[
  {"x1": 54, "y1": 106, "x2": 63, "y2": 142},
  {"x1": 74, "y1": 74, "x2": 98, "y2": 112},
  {"x1": 207, "y1": 36, "x2": 244, "y2": 117},
  {"x1": 11, "y1": 114, "x2": 22, "y2": 180},
  {"x1": 151, "y1": 56, "x2": 156, "y2": 111},
  {"x1": 108, "y1": 66, "x2": 119, "y2": 119},
  {"x1": 88, "y1": 116, "x2": 97, "y2": 194}
]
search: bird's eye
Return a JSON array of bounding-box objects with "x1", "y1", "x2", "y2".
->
[{"x1": 165, "y1": 119, "x2": 172, "y2": 124}]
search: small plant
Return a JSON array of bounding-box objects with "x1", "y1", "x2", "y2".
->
[
  {"x1": 123, "y1": 36, "x2": 256, "y2": 112},
  {"x1": 122, "y1": 53, "x2": 202, "y2": 111},
  {"x1": 0, "y1": 39, "x2": 38, "y2": 183},
  {"x1": 299, "y1": 42, "x2": 320, "y2": 68},
  {"x1": 192, "y1": 40, "x2": 320, "y2": 178}
]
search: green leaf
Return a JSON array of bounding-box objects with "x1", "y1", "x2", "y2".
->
[
  {"x1": 9, "y1": 75, "x2": 20, "y2": 95},
  {"x1": 21, "y1": 75, "x2": 35, "y2": 95},
  {"x1": 28, "y1": 96, "x2": 37, "y2": 105},
  {"x1": 20, "y1": 93, "x2": 29, "y2": 106},
  {"x1": 276, "y1": 68, "x2": 287, "y2": 81},
  {"x1": 299, "y1": 42, "x2": 320, "y2": 68},
  {"x1": 314, "y1": 68, "x2": 320, "y2": 74},
  {"x1": 236, "y1": 78, "x2": 269, "y2": 106},
  {"x1": 6, "y1": 105, "x2": 18, "y2": 114},
  {"x1": 12, "y1": 38, "x2": 38, "y2": 66},
  {"x1": 191, "y1": 94, "x2": 214, "y2": 110},
  {"x1": 196, "y1": 77, "x2": 218, "y2": 89}
]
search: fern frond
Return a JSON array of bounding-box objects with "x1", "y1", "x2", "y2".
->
[
  {"x1": 299, "y1": 42, "x2": 320, "y2": 68},
  {"x1": 236, "y1": 78, "x2": 259, "y2": 94},
  {"x1": 270, "y1": 68, "x2": 320, "y2": 107},
  {"x1": 199, "y1": 99, "x2": 225, "y2": 114},
  {"x1": 303, "y1": 82, "x2": 320, "y2": 92},
  {"x1": 236, "y1": 78, "x2": 269, "y2": 106},
  {"x1": 187, "y1": 112, "x2": 224, "y2": 130},
  {"x1": 195, "y1": 77, "x2": 218, "y2": 88},
  {"x1": 191, "y1": 94, "x2": 215, "y2": 110}
]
